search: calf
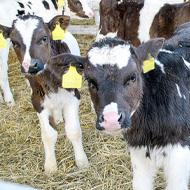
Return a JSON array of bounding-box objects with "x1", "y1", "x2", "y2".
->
[
  {"x1": 0, "y1": 0, "x2": 93, "y2": 106},
  {"x1": 48, "y1": 22, "x2": 190, "y2": 189},
  {"x1": 0, "y1": 15, "x2": 88, "y2": 173},
  {"x1": 97, "y1": 0, "x2": 187, "y2": 45}
]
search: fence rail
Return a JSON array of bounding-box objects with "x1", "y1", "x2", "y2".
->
[{"x1": 68, "y1": 25, "x2": 99, "y2": 35}]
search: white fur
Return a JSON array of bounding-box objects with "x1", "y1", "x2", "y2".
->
[
  {"x1": 61, "y1": 31, "x2": 81, "y2": 56},
  {"x1": 0, "y1": 181, "x2": 37, "y2": 190},
  {"x1": 0, "y1": 38, "x2": 15, "y2": 106},
  {"x1": 160, "y1": 49, "x2": 174, "y2": 54},
  {"x1": 102, "y1": 102, "x2": 118, "y2": 115},
  {"x1": 86, "y1": 0, "x2": 100, "y2": 25},
  {"x1": 96, "y1": 30, "x2": 118, "y2": 41},
  {"x1": 118, "y1": 0, "x2": 123, "y2": 5},
  {"x1": 130, "y1": 144, "x2": 190, "y2": 190},
  {"x1": 138, "y1": 0, "x2": 184, "y2": 43},
  {"x1": 38, "y1": 88, "x2": 88, "y2": 172},
  {"x1": 155, "y1": 59, "x2": 165, "y2": 74},
  {"x1": 183, "y1": 57, "x2": 190, "y2": 69},
  {"x1": 176, "y1": 84, "x2": 182, "y2": 98},
  {"x1": 88, "y1": 44, "x2": 131, "y2": 69}
]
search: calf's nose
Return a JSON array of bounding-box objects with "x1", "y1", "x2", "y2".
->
[
  {"x1": 100, "y1": 112, "x2": 121, "y2": 132},
  {"x1": 88, "y1": 11, "x2": 94, "y2": 18},
  {"x1": 97, "y1": 111, "x2": 131, "y2": 132},
  {"x1": 28, "y1": 59, "x2": 44, "y2": 75}
]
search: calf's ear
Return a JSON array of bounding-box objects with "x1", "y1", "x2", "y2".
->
[
  {"x1": 47, "y1": 53, "x2": 86, "y2": 80},
  {"x1": 135, "y1": 38, "x2": 165, "y2": 62},
  {"x1": 48, "y1": 15, "x2": 71, "y2": 31},
  {"x1": 0, "y1": 24, "x2": 11, "y2": 38}
]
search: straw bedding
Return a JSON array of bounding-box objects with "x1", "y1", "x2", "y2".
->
[{"x1": 0, "y1": 19, "x2": 187, "y2": 190}]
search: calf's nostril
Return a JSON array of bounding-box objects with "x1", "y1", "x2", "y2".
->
[
  {"x1": 118, "y1": 112, "x2": 125, "y2": 124},
  {"x1": 34, "y1": 62, "x2": 38, "y2": 68},
  {"x1": 99, "y1": 114, "x2": 104, "y2": 123}
]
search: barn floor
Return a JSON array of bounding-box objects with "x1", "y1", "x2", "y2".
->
[{"x1": 0, "y1": 19, "x2": 188, "y2": 190}]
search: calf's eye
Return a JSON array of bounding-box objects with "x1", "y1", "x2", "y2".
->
[
  {"x1": 130, "y1": 73, "x2": 137, "y2": 82},
  {"x1": 74, "y1": 1, "x2": 79, "y2": 5},
  {"x1": 42, "y1": 36, "x2": 48, "y2": 43}
]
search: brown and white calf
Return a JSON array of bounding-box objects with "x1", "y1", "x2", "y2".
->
[
  {"x1": 0, "y1": 0, "x2": 93, "y2": 106},
  {"x1": 0, "y1": 15, "x2": 88, "y2": 173},
  {"x1": 48, "y1": 22, "x2": 190, "y2": 189},
  {"x1": 97, "y1": 0, "x2": 188, "y2": 46}
]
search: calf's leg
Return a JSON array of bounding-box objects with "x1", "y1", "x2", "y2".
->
[
  {"x1": 37, "y1": 109, "x2": 58, "y2": 173},
  {"x1": 63, "y1": 93, "x2": 89, "y2": 169},
  {"x1": 130, "y1": 147, "x2": 158, "y2": 190},
  {"x1": 0, "y1": 40, "x2": 15, "y2": 106},
  {"x1": 163, "y1": 145, "x2": 190, "y2": 190}
]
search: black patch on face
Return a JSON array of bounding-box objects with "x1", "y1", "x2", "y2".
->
[
  {"x1": 18, "y1": 2, "x2": 24, "y2": 8},
  {"x1": 16, "y1": 10, "x2": 25, "y2": 16},
  {"x1": 42, "y1": 0, "x2": 50, "y2": 10}
]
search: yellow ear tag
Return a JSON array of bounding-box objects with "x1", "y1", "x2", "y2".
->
[
  {"x1": 186, "y1": 0, "x2": 189, "y2": 2},
  {"x1": 0, "y1": 30, "x2": 7, "y2": 49},
  {"x1": 52, "y1": 22, "x2": 65, "y2": 40},
  {"x1": 57, "y1": 0, "x2": 65, "y2": 7},
  {"x1": 62, "y1": 65, "x2": 82, "y2": 88},
  {"x1": 143, "y1": 54, "x2": 155, "y2": 73}
]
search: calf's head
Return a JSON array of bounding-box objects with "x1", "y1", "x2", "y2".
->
[
  {"x1": 0, "y1": 14, "x2": 70, "y2": 75},
  {"x1": 67, "y1": 0, "x2": 94, "y2": 18},
  {"x1": 87, "y1": 38, "x2": 164, "y2": 133},
  {"x1": 48, "y1": 38, "x2": 164, "y2": 134}
]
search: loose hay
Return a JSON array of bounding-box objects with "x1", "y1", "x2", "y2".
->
[{"x1": 0, "y1": 23, "x2": 188, "y2": 190}]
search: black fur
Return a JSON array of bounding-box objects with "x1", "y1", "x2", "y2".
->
[
  {"x1": 42, "y1": 0, "x2": 50, "y2": 10},
  {"x1": 124, "y1": 24, "x2": 190, "y2": 149}
]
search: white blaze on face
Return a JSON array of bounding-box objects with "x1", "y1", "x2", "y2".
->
[
  {"x1": 80, "y1": 0, "x2": 94, "y2": 18},
  {"x1": 14, "y1": 18, "x2": 39, "y2": 71},
  {"x1": 138, "y1": 0, "x2": 183, "y2": 43},
  {"x1": 103, "y1": 102, "x2": 119, "y2": 115},
  {"x1": 88, "y1": 44, "x2": 131, "y2": 69}
]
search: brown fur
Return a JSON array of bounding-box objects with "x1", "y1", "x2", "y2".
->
[{"x1": 99, "y1": 0, "x2": 190, "y2": 46}]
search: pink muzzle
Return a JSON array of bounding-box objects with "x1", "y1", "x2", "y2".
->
[
  {"x1": 100, "y1": 112, "x2": 121, "y2": 132},
  {"x1": 22, "y1": 59, "x2": 31, "y2": 72}
]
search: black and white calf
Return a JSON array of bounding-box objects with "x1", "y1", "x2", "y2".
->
[
  {"x1": 0, "y1": 15, "x2": 88, "y2": 173},
  {"x1": 48, "y1": 22, "x2": 190, "y2": 189},
  {"x1": 0, "y1": 0, "x2": 93, "y2": 106}
]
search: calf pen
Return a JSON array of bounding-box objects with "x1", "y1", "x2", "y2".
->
[{"x1": 0, "y1": 20, "x2": 189, "y2": 190}]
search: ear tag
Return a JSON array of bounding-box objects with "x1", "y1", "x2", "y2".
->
[
  {"x1": 52, "y1": 22, "x2": 65, "y2": 40},
  {"x1": 143, "y1": 54, "x2": 155, "y2": 73},
  {"x1": 56, "y1": 0, "x2": 65, "y2": 7},
  {"x1": 62, "y1": 65, "x2": 82, "y2": 88},
  {"x1": 0, "y1": 30, "x2": 7, "y2": 49}
]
